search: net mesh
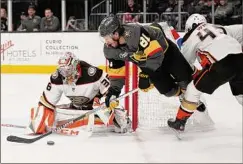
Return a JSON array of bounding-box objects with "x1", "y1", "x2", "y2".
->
[{"x1": 126, "y1": 64, "x2": 215, "y2": 132}]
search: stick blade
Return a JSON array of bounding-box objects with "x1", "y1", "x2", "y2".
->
[{"x1": 6, "y1": 135, "x2": 36, "y2": 143}]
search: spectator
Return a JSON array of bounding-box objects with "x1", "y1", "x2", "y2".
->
[
  {"x1": 214, "y1": 0, "x2": 233, "y2": 25},
  {"x1": 185, "y1": 0, "x2": 198, "y2": 14},
  {"x1": 122, "y1": 0, "x2": 141, "y2": 24},
  {"x1": 1, "y1": 8, "x2": 8, "y2": 31},
  {"x1": 65, "y1": 16, "x2": 81, "y2": 31},
  {"x1": 163, "y1": 0, "x2": 181, "y2": 28},
  {"x1": 17, "y1": 5, "x2": 41, "y2": 32},
  {"x1": 194, "y1": 0, "x2": 214, "y2": 22},
  {"x1": 40, "y1": 8, "x2": 60, "y2": 32},
  {"x1": 230, "y1": 0, "x2": 242, "y2": 24},
  {"x1": 165, "y1": 0, "x2": 177, "y2": 12},
  {"x1": 148, "y1": 0, "x2": 169, "y2": 14}
]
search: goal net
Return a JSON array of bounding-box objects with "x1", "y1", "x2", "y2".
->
[{"x1": 124, "y1": 62, "x2": 215, "y2": 132}]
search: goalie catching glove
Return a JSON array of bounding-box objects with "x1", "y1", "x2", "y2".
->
[
  {"x1": 139, "y1": 72, "x2": 154, "y2": 92},
  {"x1": 105, "y1": 87, "x2": 120, "y2": 110}
]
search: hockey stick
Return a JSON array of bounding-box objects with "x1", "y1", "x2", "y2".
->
[
  {"x1": 1, "y1": 123, "x2": 26, "y2": 129},
  {"x1": 6, "y1": 88, "x2": 139, "y2": 144},
  {"x1": 1, "y1": 123, "x2": 81, "y2": 136}
]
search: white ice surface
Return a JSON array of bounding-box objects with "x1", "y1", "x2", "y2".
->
[{"x1": 1, "y1": 74, "x2": 242, "y2": 163}]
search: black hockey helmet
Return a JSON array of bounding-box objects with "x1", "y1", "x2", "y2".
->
[{"x1": 98, "y1": 14, "x2": 121, "y2": 37}]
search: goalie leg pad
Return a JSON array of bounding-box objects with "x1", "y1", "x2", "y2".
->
[
  {"x1": 29, "y1": 105, "x2": 55, "y2": 134},
  {"x1": 95, "y1": 108, "x2": 114, "y2": 125},
  {"x1": 113, "y1": 108, "x2": 131, "y2": 133}
]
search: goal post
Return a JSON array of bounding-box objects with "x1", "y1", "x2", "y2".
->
[{"x1": 124, "y1": 63, "x2": 215, "y2": 132}]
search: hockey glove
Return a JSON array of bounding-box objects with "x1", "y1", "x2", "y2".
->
[
  {"x1": 105, "y1": 87, "x2": 120, "y2": 110},
  {"x1": 139, "y1": 72, "x2": 154, "y2": 92}
]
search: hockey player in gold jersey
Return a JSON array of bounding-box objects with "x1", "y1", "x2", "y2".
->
[{"x1": 98, "y1": 14, "x2": 196, "y2": 111}]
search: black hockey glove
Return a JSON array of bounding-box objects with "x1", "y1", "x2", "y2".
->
[
  {"x1": 139, "y1": 72, "x2": 154, "y2": 92},
  {"x1": 105, "y1": 87, "x2": 121, "y2": 110}
]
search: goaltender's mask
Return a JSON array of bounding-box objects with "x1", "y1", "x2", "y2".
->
[{"x1": 57, "y1": 52, "x2": 81, "y2": 85}]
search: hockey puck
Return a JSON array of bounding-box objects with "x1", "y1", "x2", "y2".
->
[{"x1": 47, "y1": 141, "x2": 55, "y2": 145}]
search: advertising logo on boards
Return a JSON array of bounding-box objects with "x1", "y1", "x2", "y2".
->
[
  {"x1": 0, "y1": 40, "x2": 14, "y2": 61},
  {"x1": 43, "y1": 39, "x2": 79, "y2": 57},
  {"x1": 0, "y1": 40, "x2": 36, "y2": 63}
]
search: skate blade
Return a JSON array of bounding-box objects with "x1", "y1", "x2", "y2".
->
[{"x1": 168, "y1": 127, "x2": 183, "y2": 140}]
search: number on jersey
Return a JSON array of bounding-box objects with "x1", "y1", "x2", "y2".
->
[
  {"x1": 197, "y1": 28, "x2": 216, "y2": 41},
  {"x1": 46, "y1": 82, "x2": 52, "y2": 91},
  {"x1": 140, "y1": 33, "x2": 150, "y2": 48}
]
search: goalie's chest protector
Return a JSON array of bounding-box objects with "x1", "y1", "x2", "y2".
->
[{"x1": 62, "y1": 66, "x2": 103, "y2": 105}]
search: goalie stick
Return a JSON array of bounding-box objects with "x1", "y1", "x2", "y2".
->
[
  {"x1": 6, "y1": 88, "x2": 139, "y2": 144},
  {"x1": 1, "y1": 123, "x2": 26, "y2": 129},
  {"x1": 1, "y1": 123, "x2": 82, "y2": 136}
]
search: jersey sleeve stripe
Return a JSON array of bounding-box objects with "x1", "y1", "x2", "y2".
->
[
  {"x1": 147, "y1": 47, "x2": 163, "y2": 57},
  {"x1": 144, "y1": 40, "x2": 163, "y2": 57}
]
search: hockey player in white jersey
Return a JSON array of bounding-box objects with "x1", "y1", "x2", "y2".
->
[
  {"x1": 167, "y1": 14, "x2": 243, "y2": 131},
  {"x1": 186, "y1": 14, "x2": 243, "y2": 48},
  {"x1": 28, "y1": 52, "x2": 130, "y2": 134}
]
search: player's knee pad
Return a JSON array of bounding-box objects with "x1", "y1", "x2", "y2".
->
[
  {"x1": 235, "y1": 95, "x2": 243, "y2": 106},
  {"x1": 29, "y1": 105, "x2": 55, "y2": 134},
  {"x1": 113, "y1": 107, "x2": 131, "y2": 133}
]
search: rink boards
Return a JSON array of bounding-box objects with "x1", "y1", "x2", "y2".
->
[{"x1": 0, "y1": 30, "x2": 184, "y2": 74}]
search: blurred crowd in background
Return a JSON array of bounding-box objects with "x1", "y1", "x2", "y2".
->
[{"x1": 1, "y1": 0, "x2": 242, "y2": 32}]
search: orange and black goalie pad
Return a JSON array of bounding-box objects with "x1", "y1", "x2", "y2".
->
[{"x1": 29, "y1": 105, "x2": 55, "y2": 134}]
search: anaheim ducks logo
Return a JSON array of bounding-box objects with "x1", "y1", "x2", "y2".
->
[{"x1": 67, "y1": 96, "x2": 90, "y2": 106}]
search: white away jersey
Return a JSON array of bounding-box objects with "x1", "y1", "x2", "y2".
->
[
  {"x1": 39, "y1": 61, "x2": 110, "y2": 110},
  {"x1": 213, "y1": 24, "x2": 243, "y2": 47},
  {"x1": 181, "y1": 23, "x2": 242, "y2": 68}
]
